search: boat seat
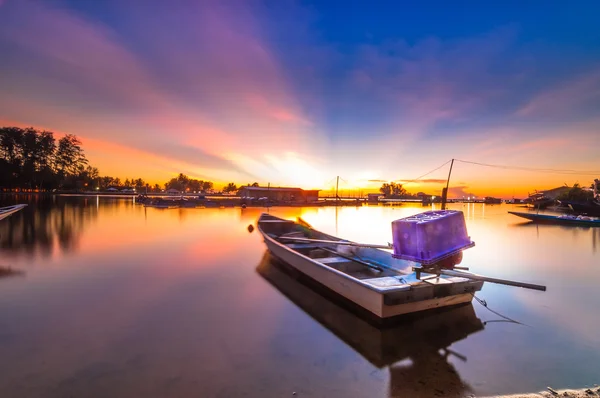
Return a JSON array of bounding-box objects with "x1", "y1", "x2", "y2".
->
[
  {"x1": 318, "y1": 256, "x2": 352, "y2": 264},
  {"x1": 284, "y1": 243, "x2": 322, "y2": 250}
]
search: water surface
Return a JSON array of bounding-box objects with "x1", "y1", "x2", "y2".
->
[{"x1": 0, "y1": 196, "x2": 598, "y2": 397}]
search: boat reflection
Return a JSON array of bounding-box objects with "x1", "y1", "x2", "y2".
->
[
  {"x1": 256, "y1": 252, "x2": 485, "y2": 397},
  {"x1": 510, "y1": 219, "x2": 600, "y2": 253}
]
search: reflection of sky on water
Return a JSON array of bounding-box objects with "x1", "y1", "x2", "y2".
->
[
  {"x1": 0, "y1": 198, "x2": 598, "y2": 397},
  {"x1": 292, "y1": 203, "x2": 600, "y2": 394}
]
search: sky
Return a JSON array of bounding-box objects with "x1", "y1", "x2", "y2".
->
[{"x1": 0, "y1": 0, "x2": 599, "y2": 197}]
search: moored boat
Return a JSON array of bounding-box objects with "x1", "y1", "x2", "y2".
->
[
  {"x1": 557, "y1": 200, "x2": 600, "y2": 216},
  {"x1": 256, "y1": 251, "x2": 485, "y2": 364},
  {"x1": 0, "y1": 204, "x2": 27, "y2": 221},
  {"x1": 523, "y1": 192, "x2": 554, "y2": 209},
  {"x1": 257, "y1": 250, "x2": 487, "y2": 396},
  {"x1": 143, "y1": 198, "x2": 179, "y2": 209},
  {"x1": 257, "y1": 210, "x2": 545, "y2": 320},
  {"x1": 508, "y1": 211, "x2": 600, "y2": 227}
]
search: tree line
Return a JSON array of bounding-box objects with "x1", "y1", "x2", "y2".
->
[
  {"x1": 1, "y1": 126, "x2": 256, "y2": 194},
  {"x1": 1, "y1": 127, "x2": 91, "y2": 190},
  {"x1": 378, "y1": 182, "x2": 419, "y2": 198},
  {"x1": 556, "y1": 183, "x2": 595, "y2": 202}
]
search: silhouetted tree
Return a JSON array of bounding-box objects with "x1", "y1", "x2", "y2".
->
[
  {"x1": 54, "y1": 134, "x2": 87, "y2": 180},
  {"x1": 379, "y1": 182, "x2": 408, "y2": 197},
  {"x1": 557, "y1": 183, "x2": 594, "y2": 203},
  {"x1": 223, "y1": 182, "x2": 238, "y2": 193}
]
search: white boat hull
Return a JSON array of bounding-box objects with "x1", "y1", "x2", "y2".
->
[
  {"x1": 0, "y1": 204, "x2": 27, "y2": 222},
  {"x1": 261, "y1": 224, "x2": 481, "y2": 319}
]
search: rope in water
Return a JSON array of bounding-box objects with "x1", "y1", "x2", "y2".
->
[{"x1": 471, "y1": 293, "x2": 527, "y2": 326}]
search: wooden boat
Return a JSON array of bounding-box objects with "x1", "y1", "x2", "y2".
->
[
  {"x1": 558, "y1": 200, "x2": 600, "y2": 216},
  {"x1": 0, "y1": 204, "x2": 27, "y2": 222},
  {"x1": 143, "y1": 198, "x2": 179, "y2": 209},
  {"x1": 257, "y1": 251, "x2": 487, "y2": 395},
  {"x1": 257, "y1": 251, "x2": 484, "y2": 359},
  {"x1": 258, "y1": 212, "x2": 545, "y2": 320},
  {"x1": 508, "y1": 211, "x2": 600, "y2": 227},
  {"x1": 523, "y1": 192, "x2": 554, "y2": 209}
]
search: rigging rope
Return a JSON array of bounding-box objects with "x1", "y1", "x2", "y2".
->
[
  {"x1": 471, "y1": 293, "x2": 527, "y2": 326},
  {"x1": 454, "y1": 159, "x2": 600, "y2": 176},
  {"x1": 395, "y1": 159, "x2": 452, "y2": 186}
]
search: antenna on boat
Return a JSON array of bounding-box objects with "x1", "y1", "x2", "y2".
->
[{"x1": 441, "y1": 159, "x2": 454, "y2": 210}]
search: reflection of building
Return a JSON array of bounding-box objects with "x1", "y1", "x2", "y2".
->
[
  {"x1": 256, "y1": 253, "x2": 484, "y2": 397},
  {"x1": 238, "y1": 186, "x2": 319, "y2": 203}
]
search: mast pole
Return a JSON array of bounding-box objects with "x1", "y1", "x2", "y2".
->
[
  {"x1": 442, "y1": 159, "x2": 454, "y2": 210},
  {"x1": 336, "y1": 176, "x2": 340, "y2": 205}
]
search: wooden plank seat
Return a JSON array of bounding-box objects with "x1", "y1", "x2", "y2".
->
[{"x1": 317, "y1": 256, "x2": 352, "y2": 264}]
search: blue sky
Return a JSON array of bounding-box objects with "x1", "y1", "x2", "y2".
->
[{"x1": 0, "y1": 0, "x2": 599, "y2": 195}]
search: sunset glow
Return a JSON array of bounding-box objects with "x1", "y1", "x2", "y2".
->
[{"x1": 1, "y1": 1, "x2": 599, "y2": 197}]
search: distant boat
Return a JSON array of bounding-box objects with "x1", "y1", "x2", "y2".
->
[
  {"x1": 483, "y1": 197, "x2": 502, "y2": 204},
  {"x1": 508, "y1": 211, "x2": 600, "y2": 227},
  {"x1": 0, "y1": 204, "x2": 27, "y2": 222},
  {"x1": 143, "y1": 198, "x2": 179, "y2": 209},
  {"x1": 257, "y1": 211, "x2": 545, "y2": 321}
]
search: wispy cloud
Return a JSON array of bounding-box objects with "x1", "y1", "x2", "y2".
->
[
  {"x1": 1, "y1": 1, "x2": 599, "y2": 192},
  {"x1": 347, "y1": 27, "x2": 521, "y2": 129},
  {"x1": 448, "y1": 185, "x2": 477, "y2": 198},
  {"x1": 0, "y1": 0, "x2": 318, "y2": 184},
  {"x1": 516, "y1": 69, "x2": 600, "y2": 118}
]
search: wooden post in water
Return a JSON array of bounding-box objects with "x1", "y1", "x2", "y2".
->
[{"x1": 442, "y1": 159, "x2": 454, "y2": 210}]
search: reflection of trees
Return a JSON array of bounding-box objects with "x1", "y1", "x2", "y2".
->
[
  {"x1": 0, "y1": 195, "x2": 101, "y2": 257},
  {"x1": 0, "y1": 266, "x2": 25, "y2": 279},
  {"x1": 256, "y1": 253, "x2": 484, "y2": 398}
]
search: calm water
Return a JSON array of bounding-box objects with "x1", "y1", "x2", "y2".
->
[{"x1": 0, "y1": 195, "x2": 599, "y2": 397}]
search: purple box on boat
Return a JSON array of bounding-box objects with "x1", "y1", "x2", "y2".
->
[{"x1": 391, "y1": 210, "x2": 474, "y2": 265}]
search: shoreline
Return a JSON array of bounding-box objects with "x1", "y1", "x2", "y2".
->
[{"x1": 1, "y1": 191, "x2": 367, "y2": 208}]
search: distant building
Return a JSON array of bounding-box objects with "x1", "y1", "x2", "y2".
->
[
  {"x1": 166, "y1": 188, "x2": 180, "y2": 195},
  {"x1": 540, "y1": 186, "x2": 570, "y2": 199},
  {"x1": 238, "y1": 186, "x2": 320, "y2": 203},
  {"x1": 367, "y1": 193, "x2": 381, "y2": 203},
  {"x1": 484, "y1": 196, "x2": 502, "y2": 204}
]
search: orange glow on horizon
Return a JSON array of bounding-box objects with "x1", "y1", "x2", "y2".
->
[{"x1": 1, "y1": 121, "x2": 597, "y2": 198}]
